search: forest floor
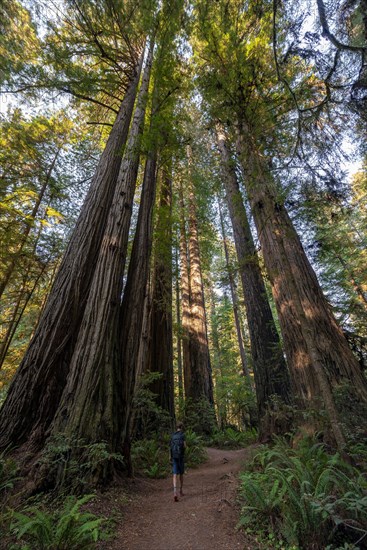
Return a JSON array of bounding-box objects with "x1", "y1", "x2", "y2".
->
[{"x1": 95, "y1": 446, "x2": 260, "y2": 550}]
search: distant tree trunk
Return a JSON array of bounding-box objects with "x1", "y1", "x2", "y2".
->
[
  {"x1": 186, "y1": 147, "x2": 214, "y2": 406},
  {"x1": 216, "y1": 195, "x2": 252, "y2": 386},
  {"x1": 209, "y1": 285, "x2": 227, "y2": 428},
  {"x1": 49, "y1": 44, "x2": 154, "y2": 464},
  {"x1": 236, "y1": 117, "x2": 367, "y2": 446},
  {"x1": 148, "y1": 165, "x2": 175, "y2": 422},
  {"x1": 136, "y1": 279, "x2": 153, "y2": 378},
  {"x1": 0, "y1": 49, "x2": 144, "y2": 452},
  {"x1": 216, "y1": 125, "x2": 291, "y2": 432},
  {"x1": 175, "y1": 242, "x2": 184, "y2": 402},
  {"x1": 179, "y1": 182, "x2": 191, "y2": 399},
  {"x1": 0, "y1": 148, "x2": 61, "y2": 301}
]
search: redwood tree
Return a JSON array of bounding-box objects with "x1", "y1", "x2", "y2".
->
[
  {"x1": 0, "y1": 50, "x2": 143, "y2": 451},
  {"x1": 148, "y1": 164, "x2": 175, "y2": 420},
  {"x1": 216, "y1": 125, "x2": 291, "y2": 431},
  {"x1": 49, "y1": 39, "x2": 155, "y2": 461},
  {"x1": 186, "y1": 146, "x2": 214, "y2": 407}
]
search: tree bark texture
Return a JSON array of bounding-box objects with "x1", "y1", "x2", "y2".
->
[
  {"x1": 236, "y1": 118, "x2": 367, "y2": 410},
  {"x1": 216, "y1": 194, "x2": 252, "y2": 386},
  {"x1": 186, "y1": 148, "x2": 214, "y2": 405},
  {"x1": 179, "y1": 182, "x2": 192, "y2": 399},
  {"x1": 216, "y1": 126, "x2": 291, "y2": 423},
  {"x1": 136, "y1": 278, "x2": 153, "y2": 379},
  {"x1": 148, "y1": 165, "x2": 175, "y2": 420},
  {"x1": 0, "y1": 50, "x2": 144, "y2": 452},
  {"x1": 118, "y1": 144, "x2": 159, "y2": 470},
  {"x1": 49, "y1": 43, "x2": 154, "y2": 452},
  {"x1": 209, "y1": 284, "x2": 227, "y2": 428},
  {"x1": 175, "y1": 242, "x2": 184, "y2": 402}
]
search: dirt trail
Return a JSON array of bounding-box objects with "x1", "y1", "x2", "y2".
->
[{"x1": 108, "y1": 447, "x2": 257, "y2": 550}]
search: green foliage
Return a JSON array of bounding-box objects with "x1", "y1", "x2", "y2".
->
[
  {"x1": 239, "y1": 436, "x2": 367, "y2": 549},
  {"x1": 0, "y1": 107, "x2": 98, "y2": 387},
  {"x1": 10, "y1": 494, "x2": 107, "y2": 549},
  {"x1": 183, "y1": 430, "x2": 207, "y2": 467},
  {"x1": 333, "y1": 383, "x2": 367, "y2": 447},
  {"x1": 131, "y1": 438, "x2": 169, "y2": 479},
  {"x1": 209, "y1": 427, "x2": 257, "y2": 449},
  {"x1": 183, "y1": 397, "x2": 217, "y2": 435},
  {"x1": 133, "y1": 372, "x2": 173, "y2": 439},
  {"x1": 0, "y1": 449, "x2": 19, "y2": 497},
  {"x1": 0, "y1": 0, "x2": 40, "y2": 88},
  {"x1": 38, "y1": 435, "x2": 124, "y2": 493}
]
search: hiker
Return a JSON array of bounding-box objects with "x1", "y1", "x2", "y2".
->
[{"x1": 170, "y1": 421, "x2": 186, "y2": 502}]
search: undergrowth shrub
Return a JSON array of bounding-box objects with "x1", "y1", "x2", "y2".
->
[
  {"x1": 183, "y1": 398, "x2": 217, "y2": 435},
  {"x1": 131, "y1": 429, "x2": 207, "y2": 478},
  {"x1": 333, "y1": 383, "x2": 367, "y2": 447},
  {"x1": 239, "y1": 436, "x2": 367, "y2": 549},
  {"x1": 0, "y1": 449, "x2": 18, "y2": 498},
  {"x1": 184, "y1": 430, "x2": 207, "y2": 466},
  {"x1": 131, "y1": 439, "x2": 169, "y2": 479},
  {"x1": 9, "y1": 494, "x2": 107, "y2": 549},
  {"x1": 133, "y1": 372, "x2": 173, "y2": 439},
  {"x1": 38, "y1": 435, "x2": 124, "y2": 493},
  {"x1": 210, "y1": 427, "x2": 257, "y2": 449}
]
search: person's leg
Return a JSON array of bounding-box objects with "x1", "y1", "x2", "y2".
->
[
  {"x1": 172, "y1": 460, "x2": 179, "y2": 501},
  {"x1": 179, "y1": 458, "x2": 184, "y2": 496},
  {"x1": 173, "y1": 473, "x2": 178, "y2": 500},
  {"x1": 179, "y1": 473, "x2": 184, "y2": 496}
]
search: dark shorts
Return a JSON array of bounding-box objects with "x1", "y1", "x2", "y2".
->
[{"x1": 172, "y1": 457, "x2": 185, "y2": 475}]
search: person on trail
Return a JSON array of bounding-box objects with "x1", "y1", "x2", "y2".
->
[{"x1": 170, "y1": 421, "x2": 186, "y2": 502}]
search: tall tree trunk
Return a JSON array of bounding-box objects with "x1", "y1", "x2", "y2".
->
[
  {"x1": 148, "y1": 165, "x2": 175, "y2": 422},
  {"x1": 0, "y1": 148, "x2": 61, "y2": 301},
  {"x1": 236, "y1": 117, "x2": 367, "y2": 445},
  {"x1": 119, "y1": 142, "x2": 159, "y2": 474},
  {"x1": 179, "y1": 182, "x2": 191, "y2": 399},
  {"x1": 136, "y1": 278, "x2": 153, "y2": 379},
  {"x1": 209, "y1": 285, "x2": 227, "y2": 429},
  {"x1": 175, "y1": 241, "x2": 184, "y2": 402},
  {"x1": 217, "y1": 195, "x2": 252, "y2": 386},
  {"x1": 216, "y1": 125, "x2": 291, "y2": 430},
  {"x1": 49, "y1": 44, "x2": 155, "y2": 461},
  {"x1": 0, "y1": 49, "x2": 144, "y2": 452},
  {"x1": 186, "y1": 147, "x2": 214, "y2": 406}
]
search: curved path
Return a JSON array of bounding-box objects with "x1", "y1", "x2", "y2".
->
[{"x1": 107, "y1": 447, "x2": 258, "y2": 550}]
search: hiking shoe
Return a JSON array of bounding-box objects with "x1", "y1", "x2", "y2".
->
[{"x1": 174, "y1": 495, "x2": 179, "y2": 502}]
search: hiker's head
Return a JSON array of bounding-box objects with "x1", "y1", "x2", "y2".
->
[{"x1": 176, "y1": 421, "x2": 184, "y2": 431}]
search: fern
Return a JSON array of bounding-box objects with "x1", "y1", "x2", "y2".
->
[
  {"x1": 0, "y1": 450, "x2": 19, "y2": 496},
  {"x1": 239, "y1": 436, "x2": 367, "y2": 549},
  {"x1": 210, "y1": 427, "x2": 257, "y2": 449},
  {"x1": 10, "y1": 494, "x2": 107, "y2": 549}
]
